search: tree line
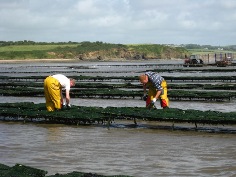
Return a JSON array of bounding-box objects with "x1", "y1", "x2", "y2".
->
[
  {"x1": 0, "y1": 40, "x2": 78, "y2": 46},
  {"x1": 0, "y1": 40, "x2": 235, "y2": 51},
  {"x1": 183, "y1": 44, "x2": 236, "y2": 51}
]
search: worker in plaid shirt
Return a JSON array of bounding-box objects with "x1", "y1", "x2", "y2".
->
[{"x1": 139, "y1": 71, "x2": 169, "y2": 109}]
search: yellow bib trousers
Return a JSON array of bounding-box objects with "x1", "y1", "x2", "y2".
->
[
  {"x1": 146, "y1": 80, "x2": 169, "y2": 108},
  {"x1": 44, "y1": 76, "x2": 62, "y2": 111}
]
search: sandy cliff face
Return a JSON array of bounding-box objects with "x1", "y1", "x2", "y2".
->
[{"x1": 76, "y1": 47, "x2": 186, "y2": 60}]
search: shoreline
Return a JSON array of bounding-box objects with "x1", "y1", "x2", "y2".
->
[{"x1": 0, "y1": 58, "x2": 182, "y2": 64}]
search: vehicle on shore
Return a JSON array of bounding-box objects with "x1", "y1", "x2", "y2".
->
[{"x1": 184, "y1": 54, "x2": 204, "y2": 67}]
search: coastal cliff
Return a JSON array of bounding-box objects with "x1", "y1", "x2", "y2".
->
[{"x1": 0, "y1": 41, "x2": 188, "y2": 60}]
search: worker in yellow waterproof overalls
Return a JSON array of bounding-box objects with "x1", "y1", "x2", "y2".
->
[
  {"x1": 44, "y1": 74, "x2": 76, "y2": 111},
  {"x1": 139, "y1": 71, "x2": 169, "y2": 109}
]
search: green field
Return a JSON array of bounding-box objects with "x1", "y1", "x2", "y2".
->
[
  {"x1": 188, "y1": 48, "x2": 236, "y2": 55},
  {"x1": 0, "y1": 42, "x2": 235, "y2": 60},
  {"x1": 0, "y1": 44, "x2": 78, "y2": 52},
  {"x1": 0, "y1": 42, "x2": 188, "y2": 60}
]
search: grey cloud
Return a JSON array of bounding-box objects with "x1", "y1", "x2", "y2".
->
[{"x1": 0, "y1": 0, "x2": 235, "y2": 45}]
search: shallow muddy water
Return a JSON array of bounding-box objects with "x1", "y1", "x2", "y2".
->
[
  {"x1": 0, "y1": 60, "x2": 236, "y2": 176},
  {"x1": 1, "y1": 122, "x2": 236, "y2": 177}
]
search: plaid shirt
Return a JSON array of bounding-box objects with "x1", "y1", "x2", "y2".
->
[{"x1": 145, "y1": 71, "x2": 164, "y2": 90}]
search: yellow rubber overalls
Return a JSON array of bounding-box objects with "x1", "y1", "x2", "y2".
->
[
  {"x1": 146, "y1": 80, "x2": 169, "y2": 108},
  {"x1": 44, "y1": 76, "x2": 62, "y2": 111}
]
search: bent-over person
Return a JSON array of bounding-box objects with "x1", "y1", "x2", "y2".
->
[
  {"x1": 139, "y1": 71, "x2": 169, "y2": 109},
  {"x1": 44, "y1": 74, "x2": 75, "y2": 111}
]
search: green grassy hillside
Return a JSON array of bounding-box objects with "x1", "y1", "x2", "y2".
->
[{"x1": 0, "y1": 41, "x2": 188, "y2": 60}]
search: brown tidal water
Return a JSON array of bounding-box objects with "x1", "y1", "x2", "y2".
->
[{"x1": 0, "y1": 122, "x2": 236, "y2": 177}]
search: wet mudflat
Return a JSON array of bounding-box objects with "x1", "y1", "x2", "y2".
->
[{"x1": 0, "y1": 60, "x2": 236, "y2": 176}]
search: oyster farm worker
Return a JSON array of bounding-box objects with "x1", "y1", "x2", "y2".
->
[
  {"x1": 139, "y1": 71, "x2": 169, "y2": 109},
  {"x1": 44, "y1": 74, "x2": 76, "y2": 111}
]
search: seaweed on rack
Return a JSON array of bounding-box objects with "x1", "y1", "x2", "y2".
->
[
  {"x1": 1, "y1": 75, "x2": 236, "y2": 82},
  {"x1": 96, "y1": 106, "x2": 236, "y2": 125},
  {"x1": 1, "y1": 81, "x2": 236, "y2": 91},
  {"x1": 0, "y1": 87, "x2": 43, "y2": 96},
  {"x1": 1, "y1": 103, "x2": 236, "y2": 125},
  {"x1": 0, "y1": 163, "x2": 11, "y2": 177},
  {"x1": 0, "y1": 163, "x2": 132, "y2": 177},
  {"x1": 0, "y1": 86, "x2": 235, "y2": 101},
  {"x1": 47, "y1": 106, "x2": 108, "y2": 124},
  {"x1": 0, "y1": 164, "x2": 47, "y2": 177},
  {"x1": 0, "y1": 103, "x2": 108, "y2": 124}
]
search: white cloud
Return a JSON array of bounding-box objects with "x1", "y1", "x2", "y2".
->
[
  {"x1": 75, "y1": 0, "x2": 100, "y2": 16},
  {"x1": 0, "y1": 0, "x2": 235, "y2": 45}
]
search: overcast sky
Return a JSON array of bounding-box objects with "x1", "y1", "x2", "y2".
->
[{"x1": 1, "y1": 0, "x2": 235, "y2": 46}]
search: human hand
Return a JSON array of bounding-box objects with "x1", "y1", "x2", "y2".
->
[
  {"x1": 67, "y1": 104, "x2": 71, "y2": 109},
  {"x1": 142, "y1": 94, "x2": 148, "y2": 101},
  {"x1": 62, "y1": 102, "x2": 67, "y2": 109},
  {"x1": 151, "y1": 98, "x2": 156, "y2": 104}
]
